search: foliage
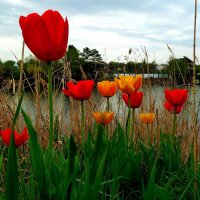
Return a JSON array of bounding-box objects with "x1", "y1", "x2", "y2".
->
[
  {"x1": 66, "y1": 45, "x2": 80, "y2": 63},
  {"x1": 80, "y1": 47, "x2": 103, "y2": 63},
  {"x1": 1, "y1": 103, "x2": 199, "y2": 199},
  {"x1": 162, "y1": 56, "x2": 193, "y2": 85},
  {"x1": 0, "y1": 60, "x2": 19, "y2": 80}
]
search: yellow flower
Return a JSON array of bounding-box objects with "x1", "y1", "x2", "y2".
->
[
  {"x1": 93, "y1": 112, "x2": 114, "y2": 125},
  {"x1": 140, "y1": 113, "x2": 155, "y2": 124},
  {"x1": 97, "y1": 81, "x2": 117, "y2": 97},
  {"x1": 114, "y1": 75, "x2": 142, "y2": 95}
]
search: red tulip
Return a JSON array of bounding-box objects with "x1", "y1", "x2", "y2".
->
[
  {"x1": 164, "y1": 101, "x2": 183, "y2": 114},
  {"x1": 0, "y1": 128, "x2": 28, "y2": 147},
  {"x1": 122, "y1": 92, "x2": 143, "y2": 108},
  {"x1": 63, "y1": 80, "x2": 95, "y2": 100},
  {"x1": 165, "y1": 88, "x2": 188, "y2": 106},
  {"x1": 19, "y1": 10, "x2": 69, "y2": 62}
]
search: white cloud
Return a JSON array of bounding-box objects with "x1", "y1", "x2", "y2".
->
[
  {"x1": 2, "y1": 0, "x2": 23, "y2": 5},
  {"x1": 0, "y1": 36, "x2": 28, "y2": 61},
  {"x1": 0, "y1": 0, "x2": 199, "y2": 64}
]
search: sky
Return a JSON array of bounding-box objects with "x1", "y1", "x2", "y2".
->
[{"x1": 0, "y1": 0, "x2": 199, "y2": 64}]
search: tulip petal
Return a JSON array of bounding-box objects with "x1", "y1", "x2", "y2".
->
[
  {"x1": 0, "y1": 129, "x2": 12, "y2": 146},
  {"x1": 14, "y1": 128, "x2": 29, "y2": 147},
  {"x1": 140, "y1": 113, "x2": 155, "y2": 124},
  {"x1": 63, "y1": 80, "x2": 94, "y2": 100},
  {"x1": 122, "y1": 92, "x2": 143, "y2": 108},
  {"x1": 93, "y1": 112, "x2": 114, "y2": 125},
  {"x1": 164, "y1": 101, "x2": 183, "y2": 114},
  {"x1": 19, "y1": 10, "x2": 69, "y2": 62},
  {"x1": 42, "y1": 10, "x2": 68, "y2": 60},
  {"x1": 165, "y1": 89, "x2": 175, "y2": 105},
  {"x1": 19, "y1": 13, "x2": 52, "y2": 61}
]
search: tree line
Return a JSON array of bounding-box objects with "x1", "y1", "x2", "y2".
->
[{"x1": 0, "y1": 45, "x2": 200, "y2": 90}]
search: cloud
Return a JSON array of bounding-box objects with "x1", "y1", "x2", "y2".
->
[{"x1": 0, "y1": 0, "x2": 199, "y2": 63}]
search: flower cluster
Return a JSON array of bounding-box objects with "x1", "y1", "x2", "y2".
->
[{"x1": 18, "y1": 9, "x2": 189, "y2": 132}]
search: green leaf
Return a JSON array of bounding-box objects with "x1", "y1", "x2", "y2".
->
[
  {"x1": 178, "y1": 178, "x2": 193, "y2": 200},
  {"x1": 5, "y1": 93, "x2": 24, "y2": 200},
  {"x1": 21, "y1": 109, "x2": 47, "y2": 198},
  {"x1": 91, "y1": 148, "x2": 108, "y2": 200},
  {"x1": 155, "y1": 184, "x2": 172, "y2": 200},
  {"x1": 12, "y1": 92, "x2": 24, "y2": 129},
  {"x1": 68, "y1": 135, "x2": 77, "y2": 175},
  {"x1": 19, "y1": 168, "x2": 30, "y2": 200},
  {"x1": 5, "y1": 133, "x2": 18, "y2": 200},
  {"x1": 61, "y1": 135, "x2": 78, "y2": 200},
  {"x1": 144, "y1": 155, "x2": 157, "y2": 200},
  {"x1": 0, "y1": 152, "x2": 3, "y2": 172}
]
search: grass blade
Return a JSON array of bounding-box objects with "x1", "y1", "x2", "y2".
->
[{"x1": 5, "y1": 133, "x2": 18, "y2": 200}]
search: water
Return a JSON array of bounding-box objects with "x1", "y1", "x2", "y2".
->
[
  {"x1": 114, "y1": 73, "x2": 168, "y2": 78},
  {"x1": 6, "y1": 85, "x2": 200, "y2": 125}
]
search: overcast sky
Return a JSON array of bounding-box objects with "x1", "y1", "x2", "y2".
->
[{"x1": 0, "y1": 0, "x2": 199, "y2": 64}]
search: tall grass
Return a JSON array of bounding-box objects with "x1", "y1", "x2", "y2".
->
[{"x1": 0, "y1": 62, "x2": 199, "y2": 199}]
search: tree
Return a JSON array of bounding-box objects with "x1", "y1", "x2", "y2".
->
[
  {"x1": 1, "y1": 60, "x2": 19, "y2": 79},
  {"x1": 80, "y1": 47, "x2": 103, "y2": 62},
  {"x1": 66, "y1": 45, "x2": 80, "y2": 63}
]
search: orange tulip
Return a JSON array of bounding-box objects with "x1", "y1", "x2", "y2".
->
[
  {"x1": 97, "y1": 81, "x2": 117, "y2": 97},
  {"x1": 140, "y1": 113, "x2": 155, "y2": 124},
  {"x1": 93, "y1": 112, "x2": 114, "y2": 125},
  {"x1": 114, "y1": 75, "x2": 142, "y2": 95}
]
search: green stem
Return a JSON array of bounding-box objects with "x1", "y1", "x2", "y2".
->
[
  {"x1": 171, "y1": 110, "x2": 177, "y2": 146},
  {"x1": 172, "y1": 110, "x2": 177, "y2": 135},
  {"x1": 106, "y1": 97, "x2": 110, "y2": 112},
  {"x1": 147, "y1": 124, "x2": 150, "y2": 145},
  {"x1": 81, "y1": 100, "x2": 85, "y2": 144},
  {"x1": 48, "y1": 64, "x2": 54, "y2": 151},
  {"x1": 132, "y1": 108, "x2": 135, "y2": 142},
  {"x1": 126, "y1": 94, "x2": 131, "y2": 136}
]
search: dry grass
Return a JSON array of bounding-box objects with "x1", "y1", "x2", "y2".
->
[{"x1": 0, "y1": 66, "x2": 199, "y2": 160}]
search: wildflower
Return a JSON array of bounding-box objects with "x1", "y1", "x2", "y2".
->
[
  {"x1": 114, "y1": 75, "x2": 142, "y2": 95},
  {"x1": 97, "y1": 81, "x2": 117, "y2": 97},
  {"x1": 93, "y1": 112, "x2": 114, "y2": 125},
  {"x1": 140, "y1": 113, "x2": 155, "y2": 124},
  {"x1": 19, "y1": 10, "x2": 69, "y2": 62},
  {"x1": 63, "y1": 80, "x2": 95, "y2": 100},
  {"x1": 122, "y1": 92, "x2": 143, "y2": 108},
  {"x1": 0, "y1": 128, "x2": 28, "y2": 147},
  {"x1": 164, "y1": 101, "x2": 183, "y2": 114}
]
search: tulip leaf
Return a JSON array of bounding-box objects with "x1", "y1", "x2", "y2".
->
[
  {"x1": 5, "y1": 133, "x2": 18, "y2": 200},
  {"x1": 0, "y1": 152, "x2": 3, "y2": 172},
  {"x1": 50, "y1": 158, "x2": 62, "y2": 200},
  {"x1": 12, "y1": 92, "x2": 24, "y2": 130},
  {"x1": 61, "y1": 135, "x2": 77, "y2": 200},
  {"x1": 91, "y1": 148, "x2": 108, "y2": 200},
  {"x1": 144, "y1": 155, "x2": 157, "y2": 200},
  {"x1": 21, "y1": 109, "x2": 47, "y2": 198}
]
